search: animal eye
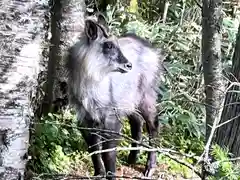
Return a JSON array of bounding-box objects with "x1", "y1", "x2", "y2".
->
[{"x1": 103, "y1": 42, "x2": 113, "y2": 49}]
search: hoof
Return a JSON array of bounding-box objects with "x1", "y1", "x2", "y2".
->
[
  {"x1": 106, "y1": 172, "x2": 116, "y2": 180},
  {"x1": 127, "y1": 151, "x2": 138, "y2": 165},
  {"x1": 144, "y1": 166, "x2": 156, "y2": 177},
  {"x1": 94, "y1": 175, "x2": 106, "y2": 180},
  {"x1": 94, "y1": 171, "x2": 106, "y2": 179}
]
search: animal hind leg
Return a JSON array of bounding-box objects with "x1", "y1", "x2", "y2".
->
[
  {"x1": 127, "y1": 113, "x2": 143, "y2": 165},
  {"x1": 144, "y1": 114, "x2": 159, "y2": 177},
  {"x1": 140, "y1": 96, "x2": 159, "y2": 177}
]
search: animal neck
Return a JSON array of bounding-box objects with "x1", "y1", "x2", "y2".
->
[
  {"x1": 76, "y1": 62, "x2": 109, "y2": 99},
  {"x1": 82, "y1": 76, "x2": 100, "y2": 89},
  {"x1": 79, "y1": 70, "x2": 105, "y2": 93},
  {"x1": 82, "y1": 66, "x2": 108, "y2": 85}
]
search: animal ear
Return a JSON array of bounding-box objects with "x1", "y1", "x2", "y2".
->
[
  {"x1": 85, "y1": 20, "x2": 98, "y2": 41},
  {"x1": 97, "y1": 13, "x2": 108, "y2": 27},
  {"x1": 97, "y1": 13, "x2": 110, "y2": 36}
]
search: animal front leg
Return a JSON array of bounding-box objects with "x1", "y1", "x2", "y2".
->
[
  {"x1": 101, "y1": 117, "x2": 122, "y2": 180},
  {"x1": 80, "y1": 129, "x2": 105, "y2": 176},
  {"x1": 127, "y1": 113, "x2": 143, "y2": 165},
  {"x1": 139, "y1": 92, "x2": 160, "y2": 177},
  {"x1": 139, "y1": 100, "x2": 159, "y2": 177},
  {"x1": 79, "y1": 114, "x2": 106, "y2": 177}
]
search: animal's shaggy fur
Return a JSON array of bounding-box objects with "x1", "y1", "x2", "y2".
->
[{"x1": 65, "y1": 14, "x2": 165, "y2": 179}]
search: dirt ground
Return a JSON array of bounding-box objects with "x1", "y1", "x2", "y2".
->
[{"x1": 71, "y1": 163, "x2": 201, "y2": 180}]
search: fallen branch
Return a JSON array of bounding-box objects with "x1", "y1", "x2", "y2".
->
[
  {"x1": 35, "y1": 173, "x2": 157, "y2": 180},
  {"x1": 88, "y1": 146, "x2": 202, "y2": 178}
]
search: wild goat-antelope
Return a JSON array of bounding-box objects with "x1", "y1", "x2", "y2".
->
[{"x1": 65, "y1": 14, "x2": 165, "y2": 179}]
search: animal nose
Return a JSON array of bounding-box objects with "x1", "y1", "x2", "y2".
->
[{"x1": 124, "y1": 62, "x2": 132, "y2": 70}]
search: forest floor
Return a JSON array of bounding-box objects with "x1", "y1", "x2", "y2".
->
[{"x1": 70, "y1": 163, "x2": 201, "y2": 180}]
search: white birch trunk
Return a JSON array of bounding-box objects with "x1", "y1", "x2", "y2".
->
[{"x1": 0, "y1": 0, "x2": 46, "y2": 179}]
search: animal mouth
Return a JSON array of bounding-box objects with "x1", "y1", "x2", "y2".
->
[
  {"x1": 117, "y1": 67, "x2": 129, "y2": 73},
  {"x1": 117, "y1": 62, "x2": 132, "y2": 73}
]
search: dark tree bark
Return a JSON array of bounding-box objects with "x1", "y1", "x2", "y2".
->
[
  {"x1": 85, "y1": 0, "x2": 117, "y2": 15},
  {"x1": 202, "y1": 0, "x2": 224, "y2": 141},
  {"x1": 0, "y1": 0, "x2": 45, "y2": 179},
  {"x1": 202, "y1": 0, "x2": 224, "y2": 177},
  {"x1": 42, "y1": 0, "x2": 62, "y2": 115},
  {"x1": 97, "y1": 0, "x2": 115, "y2": 12},
  {"x1": 215, "y1": 24, "x2": 240, "y2": 157},
  {"x1": 42, "y1": 0, "x2": 86, "y2": 114}
]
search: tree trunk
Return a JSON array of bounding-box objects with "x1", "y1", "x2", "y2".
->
[
  {"x1": 202, "y1": 0, "x2": 224, "y2": 142},
  {"x1": 0, "y1": 0, "x2": 45, "y2": 179},
  {"x1": 41, "y1": 0, "x2": 63, "y2": 115},
  {"x1": 202, "y1": 0, "x2": 224, "y2": 177},
  {"x1": 42, "y1": 0, "x2": 86, "y2": 114},
  {"x1": 25, "y1": 1, "x2": 86, "y2": 178},
  {"x1": 215, "y1": 24, "x2": 240, "y2": 157}
]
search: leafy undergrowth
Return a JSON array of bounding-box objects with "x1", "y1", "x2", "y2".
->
[
  {"x1": 28, "y1": 111, "x2": 202, "y2": 180},
  {"x1": 28, "y1": 110, "x2": 90, "y2": 175}
]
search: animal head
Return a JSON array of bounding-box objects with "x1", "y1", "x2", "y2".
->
[{"x1": 82, "y1": 17, "x2": 132, "y2": 81}]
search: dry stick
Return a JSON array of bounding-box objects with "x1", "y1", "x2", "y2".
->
[
  {"x1": 179, "y1": 0, "x2": 186, "y2": 26},
  {"x1": 79, "y1": 127, "x2": 195, "y2": 158},
  {"x1": 227, "y1": 90, "x2": 240, "y2": 93},
  {"x1": 170, "y1": 98, "x2": 240, "y2": 110},
  {"x1": 36, "y1": 120, "x2": 196, "y2": 158},
  {"x1": 216, "y1": 114, "x2": 240, "y2": 129},
  {"x1": 194, "y1": 0, "x2": 202, "y2": 9},
  {"x1": 165, "y1": 153, "x2": 202, "y2": 178},
  {"x1": 223, "y1": 101, "x2": 240, "y2": 107},
  {"x1": 148, "y1": 137, "x2": 200, "y2": 160},
  {"x1": 88, "y1": 147, "x2": 161, "y2": 156},
  {"x1": 212, "y1": 156, "x2": 240, "y2": 165},
  {"x1": 88, "y1": 145, "x2": 199, "y2": 159},
  {"x1": 89, "y1": 127, "x2": 199, "y2": 160},
  {"x1": 33, "y1": 121, "x2": 145, "y2": 148},
  {"x1": 89, "y1": 138, "x2": 123, "y2": 148},
  {"x1": 162, "y1": 1, "x2": 170, "y2": 24},
  {"x1": 36, "y1": 173, "x2": 156, "y2": 180},
  {"x1": 227, "y1": 156, "x2": 240, "y2": 162}
]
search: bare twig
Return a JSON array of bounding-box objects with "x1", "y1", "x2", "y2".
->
[
  {"x1": 216, "y1": 114, "x2": 240, "y2": 129},
  {"x1": 228, "y1": 156, "x2": 240, "y2": 162},
  {"x1": 194, "y1": 81, "x2": 240, "y2": 174},
  {"x1": 34, "y1": 121, "x2": 199, "y2": 159},
  {"x1": 194, "y1": 0, "x2": 202, "y2": 9},
  {"x1": 164, "y1": 153, "x2": 202, "y2": 178},
  {"x1": 88, "y1": 146, "x2": 162, "y2": 156},
  {"x1": 162, "y1": 1, "x2": 170, "y2": 24},
  {"x1": 179, "y1": 0, "x2": 186, "y2": 26},
  {"x1": 89, "y1": 138, "x2": 123, "y2": 148}
]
